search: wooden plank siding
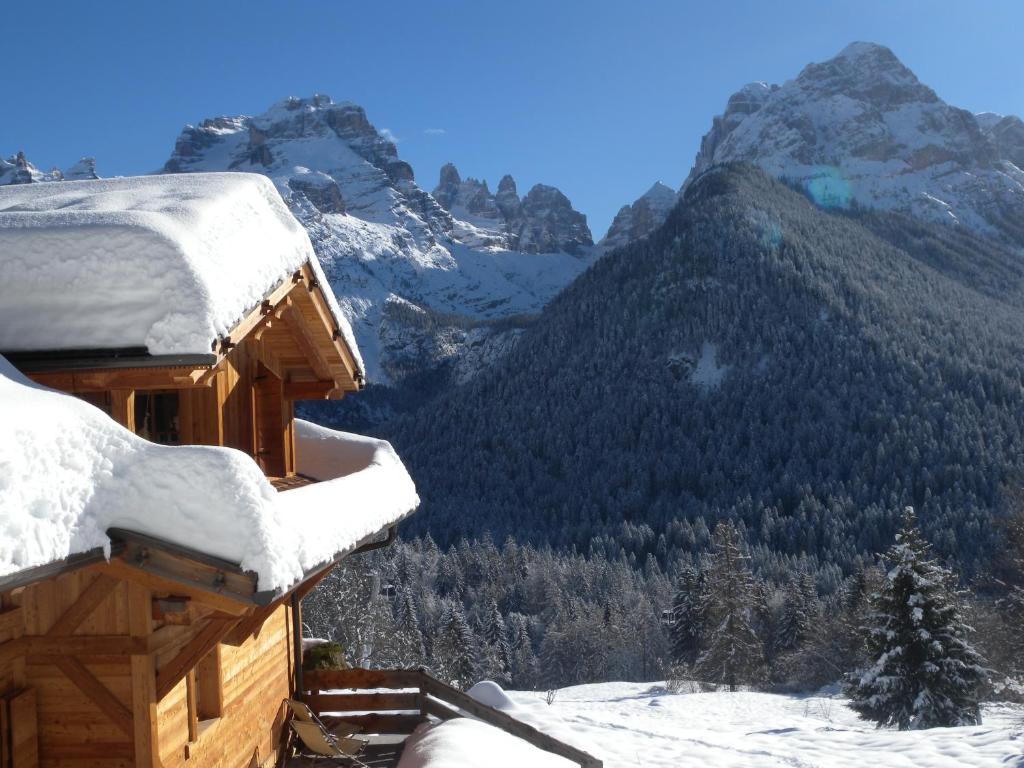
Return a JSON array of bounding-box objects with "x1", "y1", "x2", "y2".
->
[{"x1": 1, "y1": 565, "x2": 298, "y2": 768}]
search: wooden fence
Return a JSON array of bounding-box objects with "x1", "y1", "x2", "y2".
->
[{"x1": 302, "y1": 668, "x2": 602, "y2": 768}]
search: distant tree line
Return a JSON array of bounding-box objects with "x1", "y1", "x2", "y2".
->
[{"x1": 303, "y1": 501, "x2": 1024, "y2": 730}]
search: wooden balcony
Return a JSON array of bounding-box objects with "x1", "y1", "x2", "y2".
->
[
  {"x1": 268, "y1": 474, "x2": 318, "y2": 492},
  {"x1": 295, "y1": 667, "x2": 603, "y2": 768}
]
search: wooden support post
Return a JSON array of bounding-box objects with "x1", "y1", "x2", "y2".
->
[
  {"x1": 6, "y1": 689, "x2": 38, "y2": 768},
  {"x1": 185, "y1": 670, "x2": 198, "y2": 742},
  {"x1": 110, "y1": 390, "x2": 135, "y2": 432},
  {"x1": 128, "y1": 583, "x2": 158, "y2": 768},
  {"x1": 291, "y1": 592, "x2": 303, "y2": 697}
]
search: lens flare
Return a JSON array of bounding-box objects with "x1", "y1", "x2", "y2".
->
[{"x1": 805, "y1": 166, "x2": 852, "y2": 209}]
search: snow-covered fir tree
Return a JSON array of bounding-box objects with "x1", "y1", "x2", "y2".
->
[
  {"x1": 846, "y1": 508, "x2": 988, "y2": 729},
  {"x1": 392, "y1": 591, "x2": 427, "y2": 667},
  {"x1": 777, "y1": 572, "x2": 816, "y2": 652},
  {"x1": 433, "y1": 600, "x2": 479, "y2": 689},
  {"x1": 480, "y1": 598, "x2": 513, "y2": 685},
  {"x1": 693, "y1": 521, "x2": 765, "y2": 691},
  {"x1": 670, "y1": 563, "x2": 708, "y2": 665},
  {"x1": 507, "y1": 612, "x2": 539, "y2": 688}
]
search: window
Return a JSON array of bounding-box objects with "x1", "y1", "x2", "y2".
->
[
  {"x1": 134, "y1": 391, "x2": 181, "y2": 444},
  {"x1": 186, "y1": 647, "x2": 222, "y2": 742}
]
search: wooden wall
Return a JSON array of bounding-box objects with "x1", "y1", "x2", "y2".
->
[
  {"x1": 3, "y1": 571, "x2": 136, "y2": 768},
  {"x1": 1, "y1": 570, "x2": 296, "y2": 768},
  {"x1": 156, "y1": 607, "x2": 293, "y2": 768}
]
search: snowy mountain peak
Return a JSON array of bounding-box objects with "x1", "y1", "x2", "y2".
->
[
  {"x1": 64, "y1": 157, "x2": 99, "y2": 181},
  {"x1": 162, "y1": 96, "x2": 597, "y2": 384},
  {"x1": 601, "y1": 180, "x2": 680, "y2": 250},
  {"x1": 683, "y1": 41, "x2": 1024, "y2": 244},
  {"x1": 795, "y1": 41, "x2": 937, "y2": 106},
  {"x1": 432, "y1": 167, "x2": 592, "y2": 254},
  {"x1": 1, "y1": 152, "x2": 100, "y2": 185}
]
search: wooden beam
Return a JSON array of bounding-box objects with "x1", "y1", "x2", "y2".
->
[
  {"x1": 304, "y1": 668, "x2": 425, "y2": 692},
  {"x1": 218, "y1": 275, "x2": 298, "y2": 359},
  {"x1": 422, "y1": 696, "x2": 461, "y2": 721},
  {"x1": 110, "y1": 391, "x2": 135, "y2": 431},
  {"x1": 221, "y1": 600, "x2": 282, "y2": 647},
  {"x1": 155, "y1": 616, "x2": 237, "y2": 701},
  {"x1": 282, "y1": 380, "x2": 336, "y2": 401},
  {"x1": 299, "y1": 263, "x2": 360, "y2": 386},
  {"x1": 185, "y1": 670, "x2": 198, "y2": 742},
  {"x1": 99, "y1": 552, "x2": 253, "y2": 618},
  {"x1": 47, "y1": 574, "x2": 119, "y2": 636},
  {"x1": 280, "y1": 302, "x2": 334, "y2": 383},
  {"x1": 29, "y1": 368, "x2": 213, "y2": 393},
  {"x1": 26, "y1": 635, "x2": 148, "y2": 656},
  {"x1": 305, "y1": 692, "x2": 419, "y2": 713},
  {"x1": 52, "y1": 657, "x2": 134, "y2": 737},
  {"x1": 318, "y1": 713, "x2": 425, "y2": 735},
  {"x1": 223, "y1": 562, "x2": 334, "y2": 647},
  {"x1": 130, "y1": 653, "x2": 158, "y2": 768}
]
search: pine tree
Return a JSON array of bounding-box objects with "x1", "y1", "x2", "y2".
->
[
  {"x1": 846, "y1": 508, "x2": 988, "y2": 730},
  {"x1": 480, "y1": 599, "x2": 513, "y2": 685},
  {"x1": 393, "y1": 592, "x2": 426, "y2": 666},
  {"x1": 432, "y1": 601, "x2": 479, "y2": 690},
  {"x1": 777, "y1": 572, "x2": 816, "y2": 652},
  {"x1": 507, "y1": 613, "x2": 539, "y2": 689},
  {"x1": 693, "y1": 521, "x2": 765, "y2": 691},
  {"x1": 669, "y1": 564, "x2": 708, "y2": 665}
]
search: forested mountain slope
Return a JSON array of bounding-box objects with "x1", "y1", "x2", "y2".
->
[{"x1": 386, "y1": 165, "x2": 1024, "y2": 574}]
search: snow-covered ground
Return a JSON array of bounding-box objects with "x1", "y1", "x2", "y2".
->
[{"x1": 414, "y1": 681, "x2": 1023, "y2": 768}]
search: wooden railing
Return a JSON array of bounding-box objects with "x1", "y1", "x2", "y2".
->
[{"x1": 303, "y1": 668, "x2": 603, "y2": 768}]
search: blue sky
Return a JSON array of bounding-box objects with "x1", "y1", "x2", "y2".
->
[{"x1": 3, "y1": 1, "x2": 1021, "y2": 237}]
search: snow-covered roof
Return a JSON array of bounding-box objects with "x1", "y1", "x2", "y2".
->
[
  {"x1": 0, "y1": 356, "x2": 416, "y2": 592},
  {"x1": 0, "y1": 172, "x2": 363, "y2": 374}
]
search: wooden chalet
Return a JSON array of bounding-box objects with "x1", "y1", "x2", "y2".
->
[
  {"x1": 0, "y1": 174, "x2": 404, "y2": 768},
  {"x1": 0, "y1": 174, "x2": 600, "y2": 768}
]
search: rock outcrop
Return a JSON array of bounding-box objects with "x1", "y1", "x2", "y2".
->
[
  {"x1": 601, "y1": 182, "x2": 679, "y2": 250},
  {"x1": 1, "y1": 152, "x2": 99, "y2": 185},
  {"x1": 432, "y1": 164, "x2": 593, "y2": 254}
]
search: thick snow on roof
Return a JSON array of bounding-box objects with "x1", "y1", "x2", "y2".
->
[
  {"x1": 0, "y1": 172, "x2": 363, "y2": 374},
  {"x1": 0, "y1": 356, "x2": 415, "y2": 591}
]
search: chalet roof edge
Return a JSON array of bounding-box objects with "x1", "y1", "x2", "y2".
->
[{"x1": 1, "y1": 347, "x2": 218, "y2": 373}]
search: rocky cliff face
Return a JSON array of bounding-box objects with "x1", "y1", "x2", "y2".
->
[
  {"x1": 163, "y1": 95, "x2": 597, "y2": 385},
  {"x1": 601, "y1": 182, "x2": 679, "y2": 250},
  {"x1": 0, "y1": 152, "x2": 98, "y2": 185},
  {"x1": 431, "y1": 163, "x2": 593, "y2": 254},
  {"x1": 681, "y1": 42, "x2": 1024, "y2": 245}
]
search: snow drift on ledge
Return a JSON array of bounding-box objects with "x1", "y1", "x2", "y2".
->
[
  {"x1": 0, "y1": 356, "x2": 417, "y2": 591},
  {"x1": 0, "y1": 172, "x2": 363, "y2": 373}
]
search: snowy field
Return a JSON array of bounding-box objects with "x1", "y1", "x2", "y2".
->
[{"x1": 410, "y1": 681, "x2": 1024, "y2": 768}]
